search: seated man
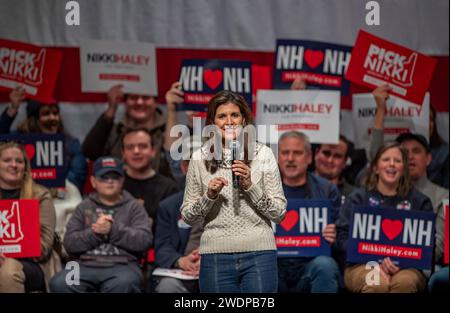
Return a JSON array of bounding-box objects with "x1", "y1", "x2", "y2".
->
[
  {"x1": 314, "y1": 135, "x2": 356, "y2": 204},
  {"x1": 49, "y1": 156, "x2": 152, "y2": 293},
  {"x1": 121, "y1": 127, "x2": 180, "y2": 230},
  {"x1": 277, "y1": 131, "x2": 342, "y2": 293},
  {"x1": 153, "y1": 138, "x2": 203, "y2": 293}
]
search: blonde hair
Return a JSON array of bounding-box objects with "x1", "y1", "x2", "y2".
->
[
  {"x1": 363, "y1": 141, "x2": 412, "y2": 197},
  {"x1": 0, "y1": 142, "x2": 34, "y2": 199}
]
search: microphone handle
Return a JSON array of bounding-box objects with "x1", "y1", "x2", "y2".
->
[
  {"x1": 231, "y1": 140, "x2": 240, "y2": 188},
  {"x1": 232, "y1": 170, "x2": 240, "y2": 189}
]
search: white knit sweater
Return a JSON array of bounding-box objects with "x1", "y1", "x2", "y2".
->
[{"x1": 181, "y1": 142, "x2": 287, "y2": 254}]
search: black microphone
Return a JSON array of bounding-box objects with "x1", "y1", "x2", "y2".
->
[{"x1": 230, "y1": 140, "x2": 241, "y2": 189}]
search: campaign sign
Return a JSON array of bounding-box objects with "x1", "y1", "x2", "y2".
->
[
  {"x1": 251, "y1": 65, "x2": 272, "y2": 115},
  {"x1": 347, "y1": 206, "x2": 436, "y2": 270},
  {"x1": 352, "y1": 92, "x2": 429, "y2": 151},
  {"x1": 0, "y1": 200, "x2": 41, "y2": 258},
  {"x1": 256, "y1": 90, "x2": 340, "y2": 144},
  {"x1": 275, "y1": 199, "x2": 332, "y2": 258},
  {"x1": 0, "y1": 134, "x2": 65, "y2": 188},
  {"x1": 80, "y1": 39, "x2": 158, "y2": 95},
  {"x1": 345, "y1": 30, "x2": 436, "y2": 105},
  {"x1": 0, "y1": 38, "x2": 63, "y2": 103},
  {"x1": 274, "y1": 39, "x2": 352, "y2": 95},
  {"x1": 178, "y1": 59, "x2": 252, "y2": 112},
  {"x1": 444, "y1": 200, "x2": 449, "y2": 265}
]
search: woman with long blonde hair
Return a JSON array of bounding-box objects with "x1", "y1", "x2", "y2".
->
[{"x1": 0, "y1": 142, "x2": 59, "y2": 292}]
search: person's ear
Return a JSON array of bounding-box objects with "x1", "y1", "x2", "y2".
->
[
  {"x1": 426, "y1": 153, "x2": 432, "y2": 167},
  {"x1": 90, "y1": 176, "x2": 97, "y2": 189}
]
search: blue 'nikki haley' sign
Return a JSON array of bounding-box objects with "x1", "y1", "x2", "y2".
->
[
  {"x1": 274, "y1": 39, "x2": 352, "y2": 95},
  {"x1": 0, "y1": 133, "x2": 66, "y2": 188},
  {"x1": 347, "y1": 206, "x2": 436, "y2": 270},
  {"x1": 275, "y1": 199, "x2": 332, "y2": 258},
  {"x1": 178, "y1": 59, "x2": 253, "y2": 112}
]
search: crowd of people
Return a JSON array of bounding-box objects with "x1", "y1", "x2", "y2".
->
[{"x1": 0, "y1": 79, "x2": 448, "y2": 293}]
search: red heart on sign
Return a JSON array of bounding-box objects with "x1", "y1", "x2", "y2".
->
[
  {"x1": 304, "y1": 49, "x2": 324, "y2": 69},
  {"x1": 24, "y1": 144, "x2": 36, "y2": 160},
  {"x1": 382, "y1": 219, "x2": 403, "y2": 240},
  {"x1": 204, "y1": 69, "x2": 223, "y2": 90},
  {"x1": 280, "y1": 210, "x2": 299, "y2": 232}
]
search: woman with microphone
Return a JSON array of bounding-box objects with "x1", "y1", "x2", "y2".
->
[{"x1": 181, "y1": 90, "x2": 286, "y2": 293}]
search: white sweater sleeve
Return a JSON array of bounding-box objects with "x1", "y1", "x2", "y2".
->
[
  {"x1": 244, "y1": 146, "x2": 287, "y2": 224},
  {"x1": 180, "y1": 158, "x2": 216, "y2": 224}
]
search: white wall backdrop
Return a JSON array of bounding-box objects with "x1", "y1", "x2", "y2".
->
[
  {"x1": 0, "y1": 0, "x2": 448, "y2": 144},
  {"x1": 0, "y1": 0, "x2": 448, "y2": 53}
]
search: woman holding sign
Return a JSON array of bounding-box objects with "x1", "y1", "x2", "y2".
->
[
  {"x1": 181, "y1": 90, "x2": 287, "y2": 293},
  {"x1": 336, "y1": 141, "x2": 433, "y2": 293},
  {"x1": 0, "y1": 142, "x2": 59, "y2": 293},
  {"x1": 0, "y1": 87, "x2": 87, "y2": 191}
]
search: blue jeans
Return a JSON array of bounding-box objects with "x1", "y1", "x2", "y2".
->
[
  {"x1": 49, "y1": 263, "x2": 143, "y2": 293},
  {"x1": 428, "y1": 266, "x2": 449, "y2": 293},
  {"x1": 278, "y1": 256, "x2": 340, "y2": 293},
  {"x1": 199, "y1": 251, "x2": 278, "y2": 293}
]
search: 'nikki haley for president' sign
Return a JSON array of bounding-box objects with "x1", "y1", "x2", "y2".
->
[
  {"x1": 275, "y1": 199, "x2": 333, "y2": 258},
  {"x1": 347, "y1": 206, "x2": 436, "y2": 270},
  {"x1": 274, "y1": 39, "x2": 352, "y2": 95},
  {"x1": 178, "y1": 59, "x2": 252, "y2": 112},
  {"x1": 0, "y1": 133, "x2": 66, "y2": 188}
]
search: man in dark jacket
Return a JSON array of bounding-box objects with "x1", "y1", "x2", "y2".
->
[
  {"x1": 82, "y1": 84, "x2": 171, "y2": 177},
  {"x1": 277, "y1": 131, "x2": 342, "y2": 293},
  {"x1": 314, "y1": 135, "x2": 356, "y2": 203},
  {"x1": 153, "y1": 136, "x2": 202, "y2": 293},
  {"x1": 49, "y1": 156, "x2": 152, "y2": 293}
]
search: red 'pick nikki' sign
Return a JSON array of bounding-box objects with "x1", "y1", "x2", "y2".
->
[
  {"x1": 0, "y1": 38, "x2": 62, "y2": 104},
  {"x1": 0, "y1": 199, "x2": 41, "y2": 258},
  {"x1": 345, "y1": 30, "x2": 436, "y2": 105}
]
